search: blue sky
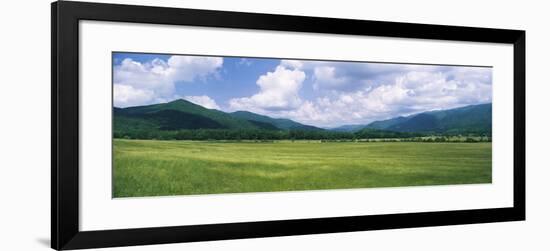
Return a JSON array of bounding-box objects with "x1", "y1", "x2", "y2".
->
[{"x1": 113, "y1": 52, "x2": 492, "y2": 128}]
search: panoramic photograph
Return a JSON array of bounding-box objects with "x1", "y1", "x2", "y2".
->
[{"x1": 112, "y1": 52, "x2": 493, "y2": 198}]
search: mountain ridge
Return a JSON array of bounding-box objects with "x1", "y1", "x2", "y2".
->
[
  {"x1": 114, "y1": 99, "x2": 492, "y2": 136},
  {"x1": 114, "y1": 99, "x2": 320, "y2": 132},
  {"x1": 229, "y1": 110, "x2": 323, "y2": 131},
  {"x1": 351, "y1": 103, "x2": 492, "y2": 134}
]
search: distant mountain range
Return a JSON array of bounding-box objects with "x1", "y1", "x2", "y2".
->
[
  {"x1": 332, "y1": 103, "x2": 492, "y2": 135},
  {"x1": 114, "y1": 99, "x2": 491, "y2": 136},
  {"x1": 230, "y1": 111, "x2": 323, "y2": 131},
  {"x1": 330, "y1": 124, "x2": 368, "y2": 132},
  {"x1": 114, "y1": 99, "x2": 323, "y2": 133}
]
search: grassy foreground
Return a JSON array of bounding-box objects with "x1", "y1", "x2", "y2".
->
[{"x1": 113, "y1": 139, "x2": 492, "y2": 198}]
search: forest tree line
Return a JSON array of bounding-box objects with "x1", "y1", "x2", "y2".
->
[{"x1": 114, "y1": 128, "x2": 491, "y2": 142}]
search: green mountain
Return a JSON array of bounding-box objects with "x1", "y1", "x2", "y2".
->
[
  {"x1": 114, "y1": 99, "x2": 321, "y2": 133},
  {"x1": 330, "y1": 124, "x2": 369, "y2": 132},
  {"x1": 114, "y1": 100, "x2": 492, "y2": 139},
  {"x1": 115, "y1": 99, "x2": 257, "y2": 132},
  {"x1": 365, "y1": 103, "x2": 492, "y2": 135},
  {"x1": 229, "y1": 111, "x2": 323, "y2": 131},
  {"x1": 366, "y1": 116, "x2": 408, "y2": 130}
]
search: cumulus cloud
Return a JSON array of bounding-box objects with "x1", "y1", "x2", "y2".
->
[
  {"x1": 281, "y1": 59, "x2": 408, "y2": 91},
  {"x1": 229, "y1": 65, "x2": 306, "y2": 112},
  {"x1": 313, "y1": 66, "x2": 349, "y2": 90},
  {"x1": 284, "y1": 66, "x2": 492, "y2": 127},
  {"x1": 184, "y1": 95, "x2": 220, "y2": 110},
  {"x1": 113, "y1": 84, "x2": 155, "y2": 108},
  {"x1": 231, "y1": 59, "x2": 492, "y2": 127},
  {"x1": 166, "y1": 56, "x2": 223, "y2": 81},
  {"x1": 113, "y1": 55, "x2": 222, "y2": 107},
  {"x1": 281, "y1": 60, "x2": 474, "y2": 93}
]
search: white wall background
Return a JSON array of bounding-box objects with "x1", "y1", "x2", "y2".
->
[{"x1": 0, "y1": 0, "x2": 547, "y2": 250}]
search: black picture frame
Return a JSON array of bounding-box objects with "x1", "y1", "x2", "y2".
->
[{"x1": 51, "y1": 1, "x2": 525, "y2": 250}]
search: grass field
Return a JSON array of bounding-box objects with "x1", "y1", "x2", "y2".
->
[{"x1": 113, "y1": 139, "x2": 492, "y2": 198}]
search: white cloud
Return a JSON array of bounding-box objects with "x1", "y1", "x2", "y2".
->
[
  {"x1": 184, "y1": 95, "x2": 220, "y2": 110},
  {"x1": 284, "y1": 67, "x2": 492, "y2": 127},
  {"x1": 313, "y1": 66, "x2": 349, "y2": 90},
  {"x1": 167, "y1": 56, "x2": 223, "y2": 81},
  {"x1": 280, "y1": 60, "x2": 484, "y2": 93},
  {"x1": 281, "y1": 60, "x2": 406, "y2": 92},
  {"x1": 113, "y1": 56, "x2": 222, "y2": 107},
  {"x1": 113, "y1": 84, "x2": 155, "y2": 108},
  {"x1": 229, "y1": 65, "x2": 306, "y2": 112},
  {"x1": 233, "y1": 61, "x2": 492, "y2": 127}
]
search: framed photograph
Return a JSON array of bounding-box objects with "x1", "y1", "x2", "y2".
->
[{"x1": 52, "y1": 1, "x2": 525, "y2": 250}]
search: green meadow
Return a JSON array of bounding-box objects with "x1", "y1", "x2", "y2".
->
[{"x1": 113, "y1": 139, "x2": 492, "y2": 198}]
